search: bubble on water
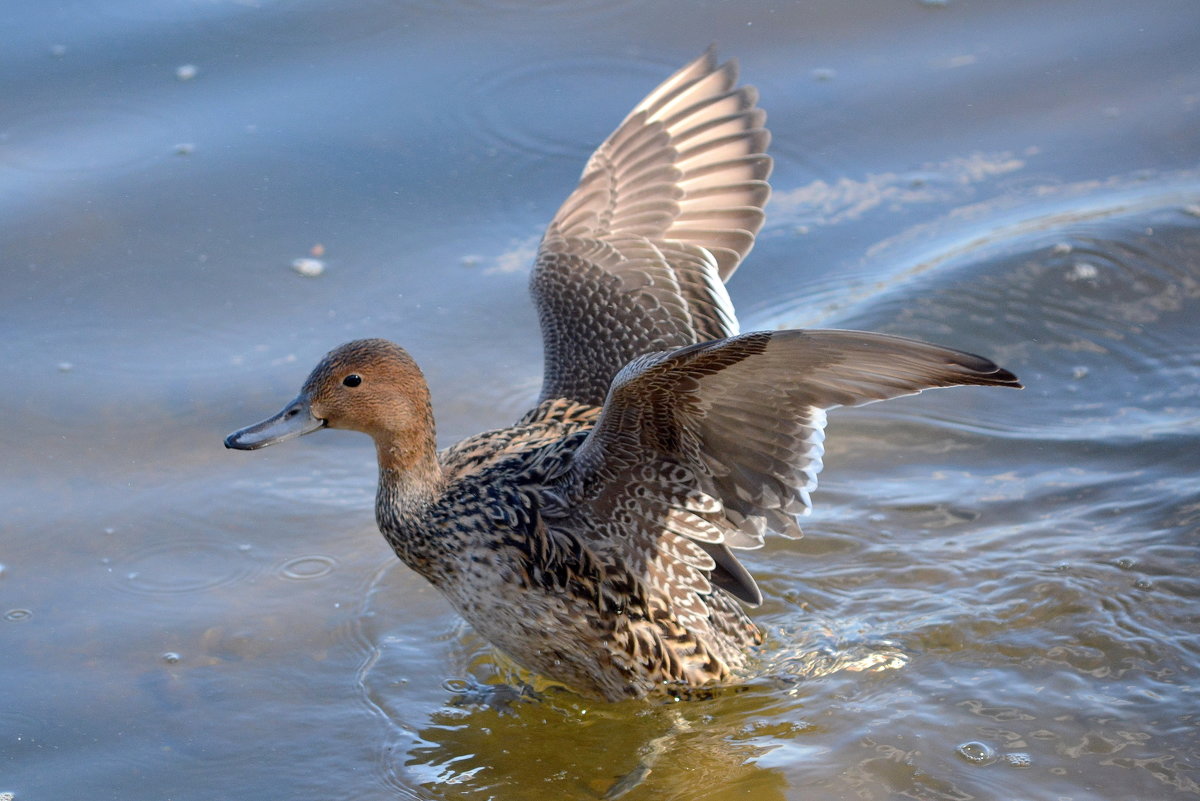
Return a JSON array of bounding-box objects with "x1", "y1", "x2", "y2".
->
[
  {"x1": 57, "y1": 361, "x2": 74, "y2": 372},
  {"x1": 1052, "y1": 242, "x2": 1073, "y2": 254},
  {"x1": 175, "y1": 64, "x2": 198, "y2": 81},
  {"x1": 1071, "y1": 365, "x2": 1089, "y2": 379},
  {"x1": 956, "y1": 741, "x2": 997, "y2": 765},
  {"x1": 811, "y1": 68, "x2": 837, "y2": 82},
  {"x1": 1183, "y1": 204, "x2": 1200, "y2": 218},
  {"x1": 1005, "y1": 752, "x2": 1032, "y2": 768},
  {"x1": 174, "y1": 142, "x2": 195, "y2": 156},
  {"x1": 161, "y1": 652, "x2": 182, "y2": 664},
  {"x1": 291, "y1": 257, "x2": 325, "y2": 277},
  {"x1": 4, "y1": 609, "x2": 32, "y2": 622},
  {"x1": 49, "y1": 44, "x2": 67, "y2": 57}
]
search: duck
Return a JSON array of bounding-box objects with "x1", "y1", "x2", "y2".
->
[{"x1": 225, "y1": 50, "x2": 1021, "y2": 701}]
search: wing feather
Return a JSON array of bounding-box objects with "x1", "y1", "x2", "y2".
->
[
  {"x1": 546, "y1": 329, "x2": 1022, "y2": 608},
  {"x1": 530, "y1": 49, "x2": 771, "y2": 407}
]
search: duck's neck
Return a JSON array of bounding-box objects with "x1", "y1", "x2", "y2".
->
[
  {"x1": 375, "y1": 420, "x2": 442, "y2": 507},
  {"x1": 374, "y1": 422, "x2": 449, "y2": 582}
]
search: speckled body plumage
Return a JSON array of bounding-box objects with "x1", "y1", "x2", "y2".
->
[
  {"x1": 374, "y1": 398, "x2": 761, "y2": 700},
  {"x1": 226, "y1": 50, "x2": 1020, "y2": 701}
]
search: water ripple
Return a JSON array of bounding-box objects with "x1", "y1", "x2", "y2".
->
[
  {"x1": 452, "y1": 55, "x2": 672, "y2": 163},
  {"x1": 114, "y1": 538, "x2": 257, "y2": 595},
  {"x1": 278, "y1": 554, "x2": 337, "y2": 580}
]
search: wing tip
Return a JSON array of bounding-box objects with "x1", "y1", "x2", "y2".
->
[
  {"x1": 990, "y1": 367, "x2": 1024, "y2": 389},
  {"x1": 954, "y1": 354, "x2": 1023, "y2": 390}
]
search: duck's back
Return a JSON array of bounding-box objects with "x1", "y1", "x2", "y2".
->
[{"x1": 438, "y1": 401, "x2": 596, "y2": 482}]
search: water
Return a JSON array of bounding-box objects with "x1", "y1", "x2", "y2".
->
[{"x1": 3, "y1": 1, "x2": 1199, "y2": 799}]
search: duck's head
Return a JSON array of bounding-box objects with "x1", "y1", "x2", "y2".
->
[{"x1": 224, "y1": 338, "x2": 434, "y2": 457}]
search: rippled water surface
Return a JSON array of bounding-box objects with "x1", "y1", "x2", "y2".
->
[{"x1": 4, "y1": 1, "x2": 1199, "y2": 799}]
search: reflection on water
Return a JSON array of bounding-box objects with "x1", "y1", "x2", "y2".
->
[{"x1": 4, "y1": 0, "x2": 1200, "y2": 799}]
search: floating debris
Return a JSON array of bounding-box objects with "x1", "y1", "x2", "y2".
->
[
  {"x1": 57, "y1": 361, "x2": 74, "y2": 372},
  {"x1": 811, "y1": 67, "x2": 837, "y2": 82},
  {"x1": 175, "y1": 64, "x2": 198, "y2": 81},
  {"x1": 460, "y1": 254, "x2": 482, "y2": 268},
  {"x1": 174, "y1": 143, "x2": 195, "y2": 156},
  {"x1": 291, "y1": 257, "x2": 325, "y2": 277},
  {"x1": 1065, "y1": 262, "x2": 1099, "y2": 281}
]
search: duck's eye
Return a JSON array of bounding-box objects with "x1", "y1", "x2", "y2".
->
[{"x1": 342, "y1": 374, "x2": 362, "y2": 388}]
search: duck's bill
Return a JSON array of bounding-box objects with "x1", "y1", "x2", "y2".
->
[{"x1": 224, "y1": 394, "x2": 325, "y2": 450}]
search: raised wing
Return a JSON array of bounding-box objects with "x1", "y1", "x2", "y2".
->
[
  {"x1": 531, "y1": 49, "x2": 772, "y2": 407},
  {"x1": 544, "y1": 330, "x2": 1022, "y2": 612}
]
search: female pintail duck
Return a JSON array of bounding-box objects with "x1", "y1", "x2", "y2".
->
[{"x1": 226, "y1": 50, "x2": 1020, "y2": 701}]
